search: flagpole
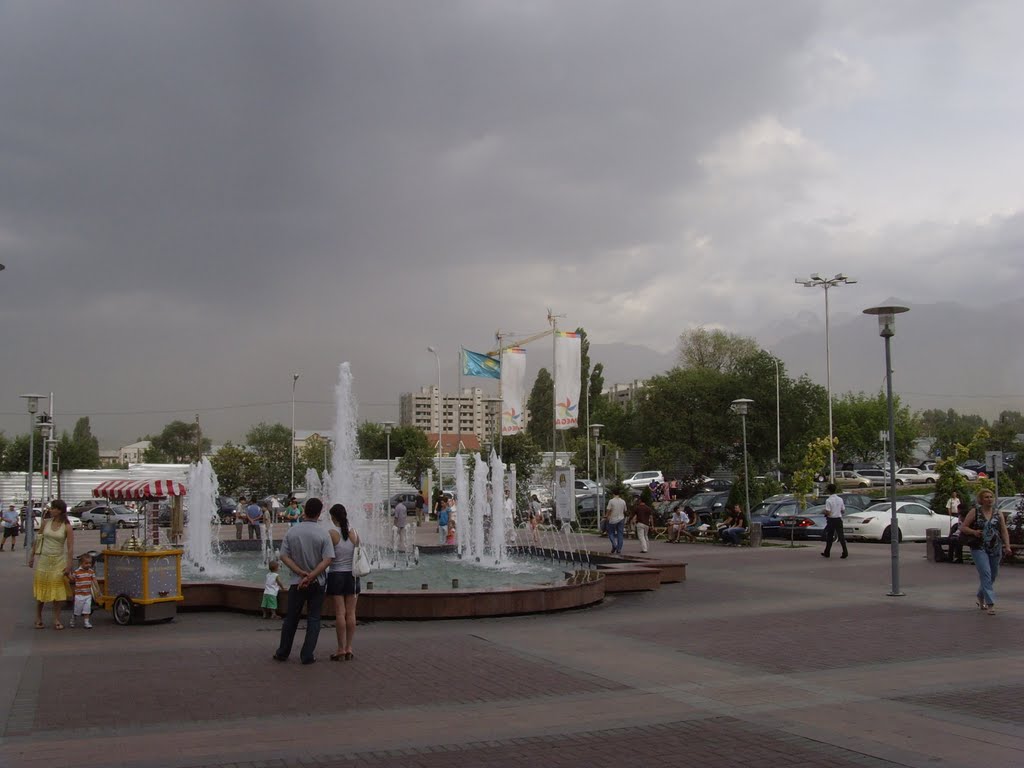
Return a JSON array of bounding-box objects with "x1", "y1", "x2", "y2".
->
[
  {"x1": 497, "y1": 334, "x2": 505, "y2": 458},
  {"x1": 457, "y1": 347, "x2": 462, "y2": 456},
  {"x1": 550, "y1": 313, "x2": 558, "y2": 495}
]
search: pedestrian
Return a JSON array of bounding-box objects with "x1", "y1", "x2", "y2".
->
[
  {"x1": 235, "y1": 496, "x2": 247, "y2": 540},
  {"x1": 945, "y1": 490, "x2": 961, "y2": 518},
  {"x1": 437, "y1": 496, "x2": 451, "y2": 545},
  {"x1": 960, "y1": 488, "x2": 1013, "y2": 615},
  {"x1": 246, "y1": 498, "x2": 263, "y2": 540},
  {"x1": 719, "y1": 504, "x2": 747, "y2": 546},
  {"x1": 274, "y1": 498, "x2": 334, "y2": 664},
  {"x1": 1, "y1": 503, "x2": 19, "y2": 551},
  {"x1": 821, "y1": 483, "x2": 849, "y2": 559},
  {"x1": 414, "y1": 492, "x2": 426, "y2": 525},
  {"x1": 949, "y1": 505, "x2": 967, "y2": 564},
  {"x1": 528, "y1": 495, "x2": 543, "y2": 546},
  {"x1": 393, "y1": 500, "x2": 408, "y2": 551},
  {"x1": 605, "y1": 489, "x2": 627, "y2": 554},
  {"x1": 284, "y1": 497, "x2": 301, "y2": 527},
  {"x1": 29, "y1": 499, "x2": 74, "y2": 630},
  {"x1": 630, "y1": 496, "x2": 654, "y2": 553},
  {"x1": 326, "y1": 503, "x2": 361, "y2": 661},
  {"x1": 261, "y1": 560, "x2": 286, "y2": 619},
  {"x1": 69, "y1": 553, "x2": 96, "y2": 629}
]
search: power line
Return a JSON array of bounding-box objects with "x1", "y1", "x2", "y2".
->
[{"x1": 0, "y1": 399, "x2": 398, "y2": 418}]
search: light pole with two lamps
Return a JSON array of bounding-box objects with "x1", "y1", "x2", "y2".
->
[
  {"x1": 382, "y1": 421, "x2": 395, "y2": 512},
  {"x1": 864, "y1": 305, "x2": 909, "y2": 597},
  {"x1": 795, "y1": 273, "x2": 856, "y2": 482},
  {"x1": 590, "y1": 423, "x2": 604, "y2": 524},
  {"x1": 730, "y1": 399, "x2": 753, "y2": 525},
  {"x1": 427, "y1": 346, "x2": 443, "y2": 492},
  {"x1": 20, "y1": 394, "x2": 46, "y2": 555},
  {"x1": 290, "y1": 373, "x2": 299, "y2": 497}
]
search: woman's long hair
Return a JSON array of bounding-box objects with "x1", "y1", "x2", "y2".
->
[
  {"x1": 329, "y1": 503, "x2": 350, "y2": 541},
  {"x1": 49, "y1": 499, "x2": 69, "y2": 525}
]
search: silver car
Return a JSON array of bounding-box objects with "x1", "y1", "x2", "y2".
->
[{"x1": 78, "y1": 504, "x2": 140, "y2": 529}]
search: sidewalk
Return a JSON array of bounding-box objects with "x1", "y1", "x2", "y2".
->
[{"x1": 1, "y1": 534, "x2": 1022, "y2": 767}]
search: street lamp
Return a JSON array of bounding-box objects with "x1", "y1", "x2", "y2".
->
[
  {"x1": 864, "y1": 305, "x2": 909, "y2": 597},
  {"x1": 37, "y1": 417, "x2": 52, "y2": 502},
  {"x1": 771, "y1": 356, "x2": 781, "y2": 482},
  {"x1": 795, "y1": 273, "x2": 856, "y2": 482},
  {"x1": 730, "y1": 398, "x2": 753, "y2": 525},
  {"x1": 20, "y1": 394, "x2": 45, "y2": 555},
  {"x1": 427, "y1": 346, "x2": 442, "y2": 490},
  {"x1": 591, "y1": 423, "x2": 604, "y2": 520},
  {"x1": 382, "y1": 421, "x2": 395, "y2": 512},
  {"x1": 290, "y1": 373, "x2": 299, "y2": 496}
]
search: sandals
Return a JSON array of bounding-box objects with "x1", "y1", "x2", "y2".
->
[
  {"x1": 987, "y1": 605, "x2": 997, "y2": 615},
  {"x1": 34, "y1": 621, "x2": 45, "y2": 629},
  {"x1": 54, "y1": 622, "x2": 64, "y2": 630},
  {"x1": 329, "y1": 651, "x2": 345, "y2": 661}
]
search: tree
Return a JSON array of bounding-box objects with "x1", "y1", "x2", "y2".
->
[
  {"x1": 933, "y1": 428, "x2": 988, "y2": 514},
  {"x1": 59, "y1": 417, "x2": 101, "y2": 469},
  {"x1": 297, "y1": 434, "x2": 333, "y2": 477},
  {"x1": 148, "y1": 420, "x2": 211, "y2": 463},
  {"x1": 791, "y1": 436, "x2": 836, "y2": 509},
  {"x1": 920, "y1": 408, "x2": 987, "y2": 461},
  {"x1": 394, "y1": 429, "x2": 435, "y2": 488},
  {"x1": 210, "y1": 442, "x2": 259, "y2": 496},
  {"x1": 526, "y1": 368, "x2": 554, "y2": 446},
  {"x1": 498, "y1": 432, "x2": 542, "y2": 510},
  {"x1": 357, "y1": 422, "x2": 386, "y2": 460},
  {"x1": 245, "y1": 422, "x2": 292, "y2": 496},
  {"x1": 831, "y1": 392, "x2": 918, "y2": 465},
  {"x1": 1, "y1": 432, "x2": 44, "y2": 472},
  {"x1": 678, "y1": 327, "x2": 760, "y2": 373}
]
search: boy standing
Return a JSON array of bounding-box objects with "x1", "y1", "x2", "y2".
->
[{"x1": 70, "y1": 554, "x2": 96, "y2": 628}]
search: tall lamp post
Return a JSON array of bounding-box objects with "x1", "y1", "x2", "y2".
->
[
  {"x1": 730, "y1": 399, "x2": 753, "y2": 523},
  {"x1": 771, "y1": 356, "x2": 781, "y2": 482},
  {"x1": 427, "y1": 346, "x2": 442, "y2": 489},
  {"x1": 20, "y1": 394, "x2": 45, "y2": 556},
  {"x1": 795, "y1": 273, "x2": 856, "y2": 482},
  {"x1": 290, "y1": 373, "x2": 299, "y2": 497},
  {"x1": 382, "y1": 421, "x2": 395, "y2": 511},
  {"x1": 590, "y1": 423, "x2": 604, "y2": 521},
  {"x1": 864, "y1": 305, "x2": 909, "y2": 597}
]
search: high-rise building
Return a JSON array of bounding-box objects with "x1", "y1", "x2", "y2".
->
[{"x1": 400, "y1": 386, "x2": 502, "y2": 442}]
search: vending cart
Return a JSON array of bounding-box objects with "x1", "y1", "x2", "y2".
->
[{"x1": 90, "y1": 479, "x2": 187, "y2": 625}]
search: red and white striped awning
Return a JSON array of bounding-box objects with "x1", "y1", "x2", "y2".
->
[{"x1": 92, "y1": 479, "x2": 187, "y2": 500}]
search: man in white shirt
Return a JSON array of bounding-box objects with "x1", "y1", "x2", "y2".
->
[
  {"x1": 822, "y1": 484, "x2": 848, "y2": 559},
  {"x1": 605, "y1": 489, "x2": 627, "y2": 554}
]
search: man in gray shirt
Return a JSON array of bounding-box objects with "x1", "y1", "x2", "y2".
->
[
  {"x1": 393, "y1": 501, "x2": 408, "y2": 552},
  {"x1": 274, "y1": 498, "x2": 334, "y2": 665}
]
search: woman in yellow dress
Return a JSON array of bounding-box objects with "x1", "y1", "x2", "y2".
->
[{"x1": 29, "y1": 499, "x2": 74, "y2": 629}]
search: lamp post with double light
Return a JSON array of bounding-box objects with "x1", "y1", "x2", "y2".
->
[
  {"x1": 427, "y1": 346, "x2": 442, "y2": 490},
  {"x1": 730, "y1": 399, "x2": 753, "y2": 525},
  {"x1": 382, "y1": 421, "x2": 395, "y2": 513},
  {"x1": 290, "y1": 373, "x2": 299, "y2": 496},
  {"x1": 20, "y1": 394, "x2": 45, "y2": 555},
  {"x1": 864, "y1": 305, "x2": 909, "y2": 597},
  {"x1": 795, "y1": 273, "x2": 856, "y2": 482},
  {"x1": 591, "y1": 423, "x2": 604, "y2": 523}
]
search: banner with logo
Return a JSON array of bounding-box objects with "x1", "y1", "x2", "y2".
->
[
  {"x1": 554, "y1": 466, "x2": 575, "y2": 521},
  {"x1": 553, "y1": 331, "x2": 581, "y2": 430},
  {"x1": 500, "y1": 347, "x2": 527, "y2": 435}
]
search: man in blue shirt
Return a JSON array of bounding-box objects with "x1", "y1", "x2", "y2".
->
[{"x1": 246, "y1": 500, "x2": 263, "y2": 540}]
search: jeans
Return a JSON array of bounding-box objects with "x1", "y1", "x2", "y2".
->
[
  {"x1": 248, "y1": 523, "x2": 261, "y2": 539},
  {"x1": 438, "y1": 523, "x2": 448, "y2": 545},
  {"x1": 972, "y1": 547, "x2": 1002, "y2": 607},
  {"x1": 635, "y1": 522, "x2": 649, "y2": 552},
  {"x1": 823, "y1": 517, "x2": 848, "y2": 556},
  {"x1": 276, "y1": 582, "x2": 326, "y2": 663},
  {"x1": 607, "y1": 520, "x2": 624, "y2": 553},
  {"x1": 720, "y1": 527, "x2": 745, "y2": 546}
]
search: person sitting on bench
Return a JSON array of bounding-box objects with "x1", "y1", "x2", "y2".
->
[{"x1": 719, "y1": 504, "x2": 747, "y2": 546}]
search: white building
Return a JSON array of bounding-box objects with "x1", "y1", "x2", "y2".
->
[
  {"x1": 604, "y1": 380, "x2": 647, "y2": 406},
  {"x1": 118, "y1": 440, "x2": 151, "y2": 465},
  {"x1": 399, "y1": 386, "x2": 502, "y2": 441}
]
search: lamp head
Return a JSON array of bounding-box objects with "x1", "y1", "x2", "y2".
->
[
  {"x1": 809, "y1": 272, "x2": 821, "y2": 281},
  {"x1": 590, "y1": 422, "x2": 604, "y2": 438},
  {"x1": 730, "y1": 398, "x2": 754, "y2": 416},
  {"x1": 427, "y1": 345, "x2": 437, "y2": 354},
  {"x1": 863, "y1": 305, "x2": 909, "y2": 338},
  {"x1": 381, "y1": 421, "x2": 395, "y2": 435},
  {"x1": 20, "y1": 394, "x2": 46, "y2": 414}
]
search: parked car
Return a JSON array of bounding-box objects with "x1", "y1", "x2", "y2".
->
[
  {"x1": 748, "y1": 496, "x2": 802, "y2": 537},
  {"x1": 997, "y1": 495, "x2": 1024, "y2": 513},
  {"x1": 623, "y1": 471, "x2": 664, "y2": 490},
  {"x1": 955, "y1": 466, "x2": 979, "y2": 481},
  {"x1": 961, "y1": 459, "x2": 987, "y2": 476},
  {"x1": 894, "y1": 467, "x2": 940, "y2": 485},
  {"x1": 389, "y1": 492, "x2": 423, "y2": 510},
  {"x1": 682, "y1": 491, "x2": 729, "y2": 525},
  {"x1": 856, "y1": 468, "x2": 890, "y2": 483},
  {"x1": 698, "y1": 477, "x2": 734, "y2": 492},
  {"x1": 215, "y1": 496, "x2": 238, "y2": 524},
  {"x1": 843, "y1": 501, "x2": 955, "y2": 542},
  {"x1": 33, "y1": 512, "x2": 83, "y2": 530},
  {"x1": 917, "y1": 461, "x2": 937, "y2": 472},
  {"x1": 78, "y1": 504, "x2": 140, "y2": 529},
  {"x1": 834, "y1": 470, "x2": 873, "y2": 489},
  {"x1": 777, "y1": 504, "x2": 831, "y2": 540},
  {"x1": 575, "y1": 479, "x2": 599, "y2": 496}
]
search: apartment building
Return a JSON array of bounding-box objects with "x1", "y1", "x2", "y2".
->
[{"x1": 400, "y1": 386, "x2": 502, "y2": 441}]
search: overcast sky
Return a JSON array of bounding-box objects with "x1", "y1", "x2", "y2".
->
[{"x1": 1, "y1": 1, "x2": 1022, "y2": 448}]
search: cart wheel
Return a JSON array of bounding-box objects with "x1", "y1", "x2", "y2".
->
[{"x1": 112, "y1": 595, "x2": 134, "y2": 626}]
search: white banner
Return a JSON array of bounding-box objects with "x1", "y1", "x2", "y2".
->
[
  {"x1": 554, "y1": 466, "x2": 575, "y2": 521},
  {"x1": 501, "y1": 348, "x2": 527, "y2": 435},
  {"x1": 554, "y1": 331, "x2": 581, "y2": 430}
]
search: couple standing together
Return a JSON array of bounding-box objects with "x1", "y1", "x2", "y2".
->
[{"x1": 273, "y1": 498, "x2": 360, "y2": 665}]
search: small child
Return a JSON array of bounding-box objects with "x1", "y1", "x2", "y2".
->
[
  {"x1": 261, "y1": 560, "x2": 286, "y2": 619},
  {"x1": 445, "y1": 521, "x2": 456, "y2": 546},
  {"x1": 70, "y1": 554, "x2": 96, "y2": 629}
]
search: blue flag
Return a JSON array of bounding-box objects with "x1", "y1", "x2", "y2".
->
[{"x1": 462, "y1": 348, "x2": 500, "y2": 379}]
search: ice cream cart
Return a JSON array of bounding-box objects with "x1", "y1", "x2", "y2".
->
[{"x1": 90, "y1": 479, "x2": 186, "y2": 625}]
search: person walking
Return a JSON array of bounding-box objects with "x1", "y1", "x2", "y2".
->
[
  {"x1": 960, "y1": 488, "x2": 1013, "y2": 615},
  {"x1": 821, "y1": 483, "x2": 849, "y2": 559},
  {"x1": 326, "y1": 504, "x2": 361, "y2": 661},
  {"x1": 1, "y1": 503, "x2": 20, "y2": 551},
  {"x1": 274, "y1": 498, "x2": 334, "y2": 664},
  {"x1": 605, "y1": 489, "x2": 627, "y2": 555},
  {"x1": 630, "y1": 497, "x2": 654, "y2": 553},
  {"x1": 29, "y1": 499, "x2": 74, "y2": 630},
  {"x1": 437, "y1": 497, "x2": 451, "y2": 545}
]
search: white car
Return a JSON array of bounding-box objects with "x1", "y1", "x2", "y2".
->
[
  {"x1": 33, "y1": 514, "x2": 83, "y2": 530},
  {"x1": 623, "y1": 471, "x2": 664, "y2": 490},
  {"x1": 844, "y1": 501, "x2": 955, "y2": 543},
  {"x1": 956, "y1": 466, "x2": 979, "y2": 481},
  {"x1": 894, "y1": 467, "x2": 939, "y2": 485}
]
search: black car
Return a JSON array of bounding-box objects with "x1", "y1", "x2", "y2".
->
[
  {"x1": 682, "y1": 491, "x2": 730, "y2": 525},
  {"x1": 215, "y1": 496, "x2": 238, "y2": 524}
]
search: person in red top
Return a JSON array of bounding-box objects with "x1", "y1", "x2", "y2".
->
[
  {"x1": 630, "y1": 498, "x2": 655, "y2": 553},
  {"x1": 70, "y1": 553, "x2": 96, "y2": 629}
]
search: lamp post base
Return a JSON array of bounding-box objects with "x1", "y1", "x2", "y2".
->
[{"x1": 886, "y1": 591, "x2": 906, "y2": 597}]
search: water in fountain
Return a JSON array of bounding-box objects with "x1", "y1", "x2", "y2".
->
[
  {"x1": 455, "y1": 453, "x2": 469, "y2": 557},
  {"x1": 183, "y1": 458, "x2": 234, "y2": 578},
  {"x1": 489, "y1": 450, "x2": 507, "y2": 566},
  {"x1": 304, "y1": 467, "x2": 323, "y2": 501},
  {"x1": 470, "y1": 454, "x2": 488, "y2": 562}
]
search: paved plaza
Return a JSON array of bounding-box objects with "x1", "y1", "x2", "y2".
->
[{"x1": 1, "y1": 529, "x2": 1022, "y2": 768}]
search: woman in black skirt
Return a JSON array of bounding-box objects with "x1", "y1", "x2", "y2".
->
[{"x1": 326, "y1": 504, "x2": 361, "y2": 660}]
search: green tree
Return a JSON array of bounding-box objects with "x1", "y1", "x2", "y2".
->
[
  {"x1": 526, "y1": 368, "x2": 554, "y2": 447},
  {"x1": 297, "y1": 434, "x2": 333, "y2": 477},
  {"x1": 59, "y1": 417, "x2": 101, "y2": 469},
  {"x1": 395, "y1": 429, "x2": 436, "y2": 488},
  {"x1": 920, "y1": 408, "x2": 987, "y2": 461},
  {"x1": 933, "y1": 428, "x2": 989, "y2": 514},
  {"x1": 791, "y1": 436, "x2": 836, "y2": 509},
  {"x1": 357, "y1": 422, "x2": 386, "y2": 460},
  {"x1": 499, "y1": 432, "x2": 542, "y2": 510},
  {"x1": 1, "y1": 432, "x2": 44, "y2": 472},
  {"x1": 677, "y1": 327, "x2": 760, "y2": 373},
  {"x1": 211, "y1": 442, "x2": 259, "y2": 496},
  {"x1": 831, "y1": 392, "x2": 918, "y2": 465},
  {"x1": 245, "y1": 422, "x2": 292, "y2": 496},
  {"x1": 148, "y1": 420, "x2": 211, "y2": 463}
]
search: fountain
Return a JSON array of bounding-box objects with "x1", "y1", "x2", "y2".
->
[{"x1": 183, "y1": 457, "x2": 235, "y2": 578}]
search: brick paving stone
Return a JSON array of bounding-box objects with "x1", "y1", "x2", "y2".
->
[{"x1": 894, "y1": 684, "x2": 1024, "y2": 725}]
